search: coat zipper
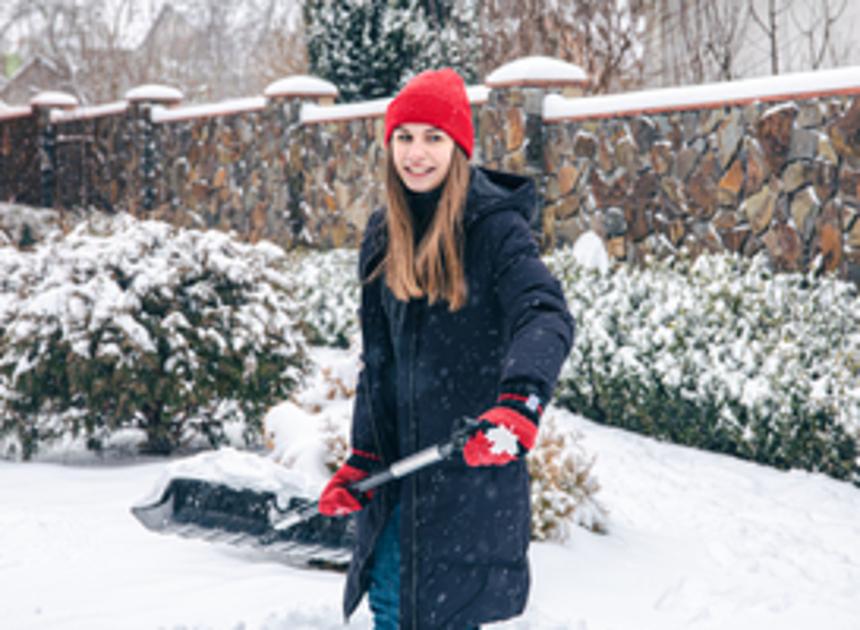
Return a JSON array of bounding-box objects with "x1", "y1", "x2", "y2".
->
[{"x1": 409, "y1": 303, "x2": 420, "y2": 630}]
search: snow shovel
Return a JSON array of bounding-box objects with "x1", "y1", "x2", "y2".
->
[{"x1": 131, "y1": 416, "x2": 478, "y2": 570}]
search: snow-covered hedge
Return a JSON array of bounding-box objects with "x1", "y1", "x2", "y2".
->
[
  {"x1": 3, "y1": 212, "x2": 858, "y2": 486},
  {"x1": 0, "y1": 202, "x2": 81, "y2": 248},
  {"x1": 546, "y1": 248, "x2": 860, "y2": 485},
  {"x1": 287, "y1": 249, "x2": 359, "y2": 348},
  {"x1": 0, "y1": 214, "x2": 307, "y2": 458}
]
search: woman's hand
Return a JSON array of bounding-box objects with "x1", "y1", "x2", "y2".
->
[
  {"x1": 318, "y1": 450, "x2": 380, "y2": 516},
  {"x1": 463, "y1": 392, "x2": 542, "y2": 467}
]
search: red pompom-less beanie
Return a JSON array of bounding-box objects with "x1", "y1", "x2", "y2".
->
[{"x1": 384, "y1": 68, "x2": 474, "y2": 159}]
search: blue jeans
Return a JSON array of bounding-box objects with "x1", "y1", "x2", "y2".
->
[
  {"x1": 368, "y1": 504, "x2": 478, "y2": 630},
  {"x1": 368, "y1": 504, "x2": 401, "y2": 630}
]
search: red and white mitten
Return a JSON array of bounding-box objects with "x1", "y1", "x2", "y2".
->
[
  {"x1": 463, "y1": 391, "x2": 543, "y2": 467},
  {"x1": 318, "y1": 449, "x2": 381, "y2": 516}
]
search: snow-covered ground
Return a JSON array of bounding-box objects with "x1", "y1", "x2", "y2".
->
[{"x1": 2, "y1": 348, "x2": 859, "y2": 630}]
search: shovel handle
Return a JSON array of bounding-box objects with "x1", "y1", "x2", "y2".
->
[
  {"x1": 271, "y1": 417, "x2": 477, "y2": 531},
  {"x1": 352, "y1": 444, "x2": 444, "y2": 493},
  {"x1": 350, "y1": 415, "x2": 476, "y2": 493}
]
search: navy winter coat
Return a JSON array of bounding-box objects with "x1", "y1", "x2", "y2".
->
[{"x1": 344, "y1": 167, "x2": 574, "y2": 628}]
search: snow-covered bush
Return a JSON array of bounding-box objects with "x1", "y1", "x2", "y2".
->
[
  {"x1": 0, "y1": 213, "x2": 307, "y2": 459},
  {"x1": 528, "y1": 416, "x2": 608, "y2": 541},
  {"x1": 288, "y1": 249, "x2": 360, "y2": 348},
  {"x1": 0, "y1": 202, "x2": 82, "y2": 248},
  {"x1": 546, "y1": 248, "x2": 860, "y2": 485}
]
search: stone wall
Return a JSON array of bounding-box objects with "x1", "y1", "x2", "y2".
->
[
  {"x1": 1, "y1": 57, "x2": 859, "y2": 283},
  {"x1": 300, "y1": 112, "x2": 387, "y2": 248},
  {"x1": 149, "y1": 100, "x2": 293, "y2": 244},
  {"x1": 542, "y1": 93, "x2": 860, "y2": 282},
  {"x1": 0, "y1": 109, "x2": 40, "y2": 206},
  {"x1": 52, "y1": 103, "x2": 135, "y2": 212}
]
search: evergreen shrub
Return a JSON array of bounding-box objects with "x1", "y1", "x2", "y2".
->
[
  {"x1": 0, "y1": 214, "x2": 307, "y2": 458},
  {"x1": 288, "y1": 248, "x2": 359, "y2": 348},
  {"x1": 545, "y1": 248, "x2": 860, "y2": 485}
]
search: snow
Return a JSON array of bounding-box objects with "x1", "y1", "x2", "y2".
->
[
  {"x1": 301, "y1": 97, "x2": 391, "y2": 124},
  {"x1": 0, "y1": 105, "x2": 32, "y2": 121},
  {"x1": 264, "y1": 76, "x2": 339, "y2": 99},
  {"x1": 136, "y1": 446, "x2": 314, "y2": 510},
  {"x1": 467, "y1": 84, "x2": 491, "y2": 104},
  {"x1": 571, "y1": 230, "x2": 609, "y2": 274},
  {"x1": 51, "y1": 101, "x2": 129, "y2": 124},
  {"x1": 29, "y1": 91, "x2": 78, "y2": 108},
  {"x1": 544, "y1": 64, "x2": 860, "y2": 121},
  {"x1": 124, "y1": 84, "x2": 184, "y2": 103},
  {"x1": 151, "y1": 97, "x2": 266, "y2": 124},
  {"x1": 486, "y1": 56, "x2": 588, "y2": 87},
  {"x1": 2, "y1": 344, "x2": 859, "y2": 629}
]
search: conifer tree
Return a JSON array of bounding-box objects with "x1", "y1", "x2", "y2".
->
[{"x1": 304, "y1": 0, "x2": 478, "y2": 102}]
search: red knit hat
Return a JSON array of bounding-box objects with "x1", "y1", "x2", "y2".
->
[{"x1": 385, "y1": 68, "x2": 474, "y2": 158}]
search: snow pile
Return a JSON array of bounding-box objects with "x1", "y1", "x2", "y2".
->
[
  {"x1": 486, "y1": 56, "x2": 588, "y2": 87},
  {"x1": 0, "y1": 213, "x2": 307, "y2": 459},
  {"x1": 547, "y1": 246, "x2": 860, "y2": 484},
  {"x1": 135, "y1": 445, "x2": 314, "y2": 512},
  {"x1": 571, "y1": 229, "x2": 610, "y2": 274}
]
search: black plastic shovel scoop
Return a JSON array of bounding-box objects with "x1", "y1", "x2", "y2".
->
[{"x1": 131, "y1": 417, "x2": 475, "y2": 569}]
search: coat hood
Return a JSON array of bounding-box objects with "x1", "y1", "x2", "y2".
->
[{"x1": 464, "y1": 166, "x2": 536, "y2": 228}]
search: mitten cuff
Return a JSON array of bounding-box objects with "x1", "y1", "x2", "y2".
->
[
  {"x1": 496, "y1": 382, "x2": 545, "y2": 424},
  {"x1": 346, "y1": 448, "x2": 381, "y2": 473}
]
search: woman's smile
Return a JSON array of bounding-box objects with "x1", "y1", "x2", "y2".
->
[{"x1": 392, "y1": 123, "x2": 455, "y2": 192}]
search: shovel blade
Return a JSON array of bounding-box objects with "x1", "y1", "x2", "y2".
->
[{"x1": 131, "y1": 477, "x2": 354, "y2": 569}]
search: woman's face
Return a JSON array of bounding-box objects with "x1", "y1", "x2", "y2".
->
[{"x1": 391, "y1": 123, "x2": 455, "y2": 193}]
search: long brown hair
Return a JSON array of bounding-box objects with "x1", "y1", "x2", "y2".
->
[{"x1": 373, "y1": 146, "x2": 471, "y2": 311}]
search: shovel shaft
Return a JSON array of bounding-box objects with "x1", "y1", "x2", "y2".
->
[
  {"x1": 353, "y1": 443, "x2": 447, "y2": 493},
  {"x1": 270, "y1": 417, "x2": 477, "y2": 531}
]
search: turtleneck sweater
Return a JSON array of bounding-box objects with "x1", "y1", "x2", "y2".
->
[{"x1": 404, "y1": 185, "x2": 443, "y2": 245}]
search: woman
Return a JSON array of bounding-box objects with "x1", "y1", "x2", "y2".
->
[{"x1": 318, "y1": 68, "x2": 574, "y2": 629}]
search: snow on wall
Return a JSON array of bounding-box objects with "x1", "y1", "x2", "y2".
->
[
  {"x1": 301, "y1": 85, "x2": 489, "y2": 124},
  {"x1": 486, "y1": 55, "x2": 588, "y2": 88},
  {"x1": 544, "y1": 64, "x2": 860, "y2": 121},
  {"x1": 2, "y1": 57, "x2": 860, "y2": 283},
  {"x1": 151, "y1": 97, "x2": 266, "y2": 124},
  {"x1": 301, "y1": 97, "x2": 391, "y2": 124},
  {"x1": 0, "y1": 106, "x2": 32, "y2": 121},
  {"x1": 264, "y1": 75, "x2": 338, "y2": 98},
  {"x1": 30, "y1": 91, "x2": 79, "y2": 108},
  {"x1": 51, "y1": 101, "x2": 129, "y2": 124},
  {"x1": 124, "y1": 84, "x2": 184, "y2": 103}
]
